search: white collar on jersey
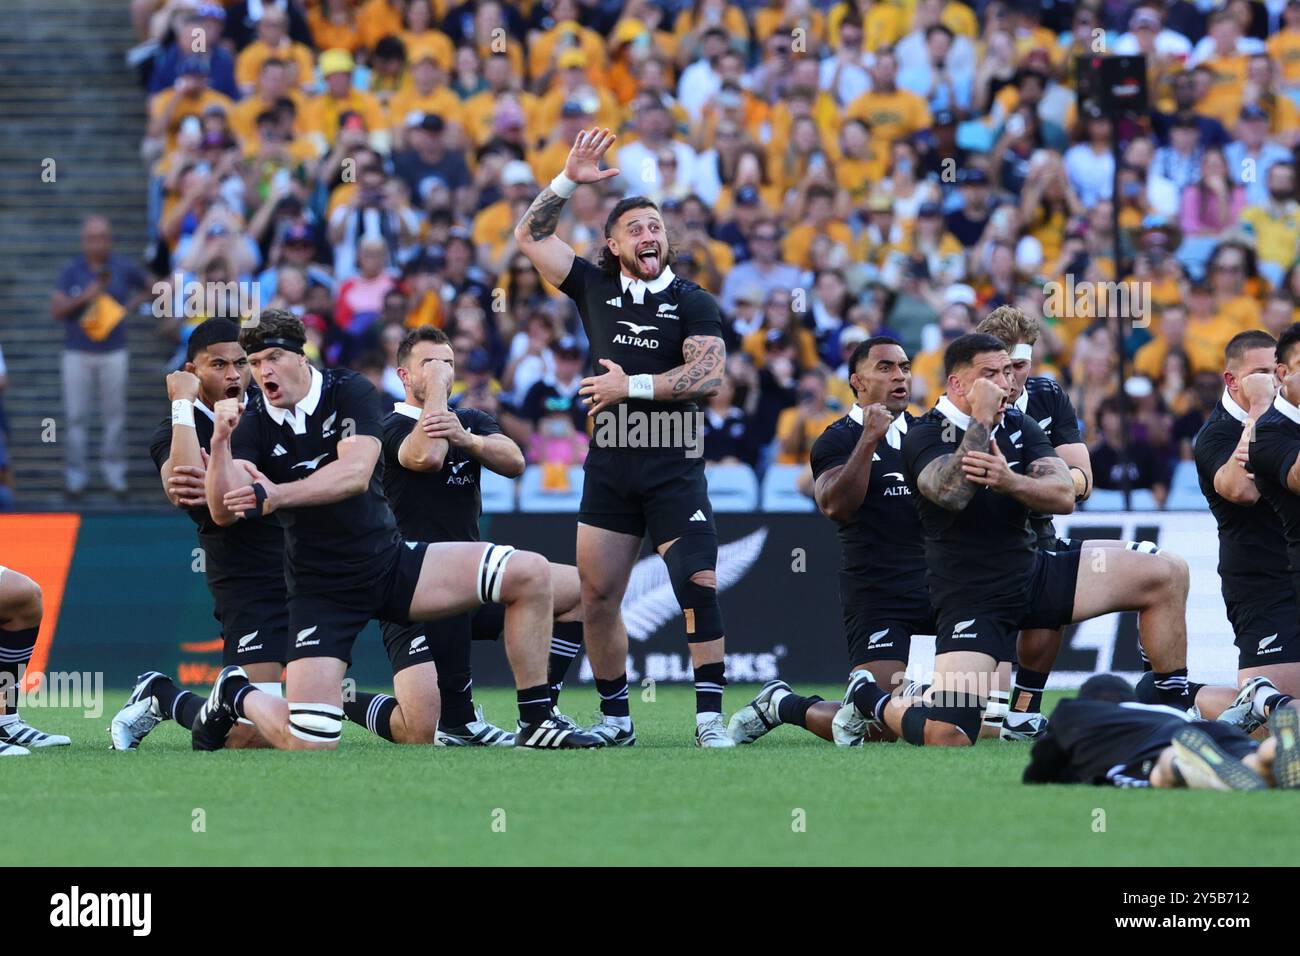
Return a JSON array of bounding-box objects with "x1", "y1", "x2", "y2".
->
[
  {"x1": 1274, "y1": 390, "x2": 1300, "y2": 425},
  {"x1": 1220, "y1": 389, "x2": 1251, "y2": 424},
  {"x1": 936, "y1": 394, "x2": 1004, "y2": 436},
  {"x1": 936, "y1": 394, "x2": 971, "y2": 430},
  {"x1": 393, "y1": 401, "x2": 421, "y2": 420},
  {"x1": 1013, "y1": 384, "x2": 1029, "y2": 413},
  {"x1": 264, "y1": 364, "x2": 323, "y2": 433},
  {"x1": 849, "y1": 403, "x2": 909, "y2": 449},
  {"x1": 619, "y1": 266, "x2": 676, "y2": 305}
]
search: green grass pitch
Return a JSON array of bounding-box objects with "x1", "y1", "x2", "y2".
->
[{"x1": 5, "y1": 687, "x2": 1298, "y2": 866}]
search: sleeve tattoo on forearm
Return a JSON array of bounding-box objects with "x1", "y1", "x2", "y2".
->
[
  {"x1": 668, "y1": 335, "x2": 724, "y2": 401},
  {"x1": 520, "y1": 187, "x2": 566, "y2": 241},
  {"x1": 918, "y1": 420, "x2": 990, "y2": 511}
]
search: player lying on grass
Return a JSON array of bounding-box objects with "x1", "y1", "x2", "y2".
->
[
  {"x1": 831, "y1": 333, "x2": 1201, "y2": 748},
  {"x1": 343, "y1": 327, "x2": 588, "y2": 746},
  {"x1": 0, "y1": 566, "x2": 69, "y2": 755},
  {"x1": 196, "y1": 309, "x2": 601, "y2": 750},
  {"x1": 111, "y1": 319, "x2": 286, "y2": 751},
  {"x1": 1022, "y1": 674, "x2": 1300, "y2": 790}
]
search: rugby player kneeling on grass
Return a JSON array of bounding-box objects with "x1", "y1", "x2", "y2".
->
[
  {"x1": 196, "y1": 309, "x2": 601, "y2": 750},
  {"x1": 832, "y1": 333, "x2": 1195, "y2": 748},
  {"x1": 0, "y1": 567, "x2": 68, "y2": 755}
]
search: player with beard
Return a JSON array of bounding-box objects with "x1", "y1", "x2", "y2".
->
[
  {"x1": 1023, "y1": 674, "x2": 1300, "y2": 791},
  {"x1": 832, "y1": 333, "x2": 1195, "y2": 748},
  {"x1": 0, "y1": 567, "x2": 69, "y2": 755},
  {"x1": 110, "y1": 319, "x2": 288, "y2": 750},
  {"x1": 1196, "y1": 330, "x2": 1300, "y2": 730},
  {"x1": 195, "y1": 309, "x2": 600, "y2": 750},
  {"x1": 342, "y1": 327, "x2": 588, "y2": 746},
  {"x1": 728, "y1": 337, "x2": 934, "y2": 744},
  {"x1": 974, "y1": 307, "x2": 1201, "y2": 735},
  {"x1": 514, "y1": 129, "x2": 734, "y2": 747}
]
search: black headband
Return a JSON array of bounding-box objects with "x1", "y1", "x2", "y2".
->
[{"x1": 255, "y1": 336, "x2": 305, "y2": 354}]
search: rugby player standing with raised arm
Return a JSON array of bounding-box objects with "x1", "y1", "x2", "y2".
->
[{"x1": 513, "y1": 129, "x2": 735, "y2": 747}]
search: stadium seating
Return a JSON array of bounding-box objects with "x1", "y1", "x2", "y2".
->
[
  {"x1": 1165, "y1": 461, "x2": 1205, "y2": 511},
  {"x1": 760, "y1": 464, "x2": 815, "y2": 513},
  {"x1": 480, "y1": 468, "x2": 517, "y2": 513},
  {"x1": 518, "y1": 464, "x2": 585, "y2": 512},
  {"x1": 704, "y1": 463, "x2": 759, "y2": 512}
]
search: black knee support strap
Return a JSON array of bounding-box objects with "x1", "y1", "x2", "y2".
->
[
  {"x1": 663, "y1": 535, "x2": 723, "y2": 643},
  {"x1": 899, "y1": 695, "x2": 984, "y2": 746}
]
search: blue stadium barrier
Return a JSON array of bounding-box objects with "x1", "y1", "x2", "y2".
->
[
  {"x1": 761, "y1": 464, "x2": 815, "y2": 512},
  {"x1": 705, "y1": 463, "x2": 760, "y2": 512}
]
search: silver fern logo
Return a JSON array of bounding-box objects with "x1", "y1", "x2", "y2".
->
[{"x1": 619, "y1": 528, "x2": 768, "y2": 641}]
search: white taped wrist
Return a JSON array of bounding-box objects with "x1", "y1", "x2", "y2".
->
[
  {"x1": 628, "y1": 374, "x2": 655, "y2": 401},
  {"x1": 172, "y1": 399, "x2": 195, "y2": 428},
  {"x1": 549, "y1": 172, "x2": 578, "y2": 198}
]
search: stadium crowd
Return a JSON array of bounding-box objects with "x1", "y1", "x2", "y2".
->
[{"x1": 35, "y1": 0, "x2": 1300, "y2": 506}]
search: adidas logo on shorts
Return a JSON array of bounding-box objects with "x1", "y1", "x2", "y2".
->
[{"x1": 689, "y1": 510, "x2": 706, "y2": 522}]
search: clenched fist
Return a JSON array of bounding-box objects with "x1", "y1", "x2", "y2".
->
[{"x1": 968, "y1": 378, "x2": 1005, "y2": 424}]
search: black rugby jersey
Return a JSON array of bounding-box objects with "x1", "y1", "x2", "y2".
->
[
  {"x1": 1015, "y1": 375, "x2": 1083, "y2": 543},
  {"x1": 1023, "y1": 698, "x2": 1195, "y2": 786},
  {"x1": 901, "y1": 396, "x2": 1059, "y2": 607},
  {"x1": 1247, "y1": 393, "x2": 1300, "y2": 593},
  {"x1": 1195, "y1": 394, "x2": 1290, "y2": 603},
  {"x1": 810, "y1": 407, "x2": 927, "y2": 609},
  {"x1": 149, "y1": 395, "x2": 284, "y2": 594},
  {"x1": 559, "y1": 257, "x2": 724, "y2": 454},
  {"x1": 380, "y1": 403, "x2": 501, "y2": 544},
  {"x1": 229, "y1": 366, "x2": 399, "y2": 591}
]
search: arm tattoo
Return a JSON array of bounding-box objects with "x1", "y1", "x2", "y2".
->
[
  {"x1": 1027, "y1": 456, "x2": 1074, "y2": 492},
  {"x1": 917, "y1": 420, "x2": 990, "y2": 511},
  {"x1": 518, "y1": 187, "x2": 566, "y2": 241},
  {"x1": 663, "y1": 335, "x2": 725, "y2": 402}
]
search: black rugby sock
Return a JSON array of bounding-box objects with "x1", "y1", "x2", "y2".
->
[
  {"x1": 343, "y1": 692, "x2": 398, "y2": 742},
  {"x1": 1152, "y1": 668, "x2": 1191, "y2": 708},
  {"x1": 693, "y1": 661, "x2": 726, "y2": 715},
  {"x1": 175, "y1": 692, "x2": 204, "y2": 729},
  {"x1": 548, "y1": 621, "x2": 584, "y2": 705},
  {"x1": 517, "y1": 684, "x2": 554, "y2": 726},
  {"x1": 0, "y1": 625, "x2": 38, "y2": 715},
  {"x1": 775, "y1": 692, "x2": 823, "y2": 728},
  {"x1": 851, "y1": 676, "x2": 890, "y2": 722},
  {"x1": 1011, "y1": 668, "x2": 1049, "y2": 715},
  {"x1": 596, "y1": 674, "x2": 630, "y2": 718},
  {"x1": 219, "y1": 672, "x2": 253, "y2": 717},
  {"x1": 430, "y1": 628, "x2": 475, "y2": 727}
]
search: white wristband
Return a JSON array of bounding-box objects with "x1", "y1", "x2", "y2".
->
[
  {"x1": 628, "y1": 374, "x2": 655, "y2": 401},
  {"x1": 549, "y1": 171, "x2": 578, "y2": 198},
  {"x1": 171, "y1": 399, "x2": 195, "y2": 428}
]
